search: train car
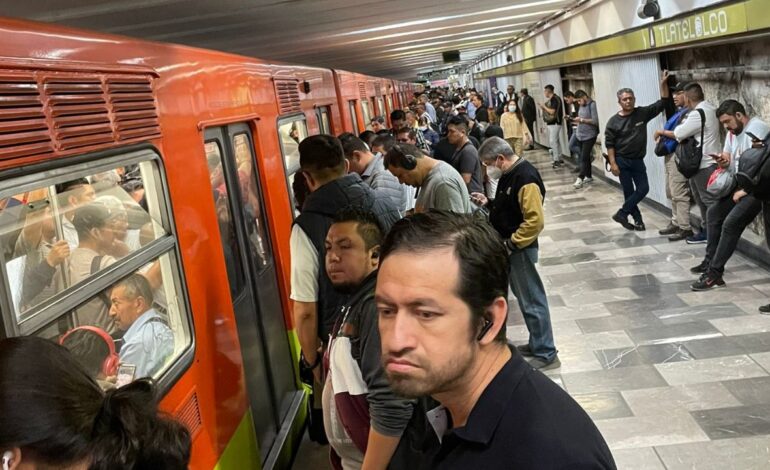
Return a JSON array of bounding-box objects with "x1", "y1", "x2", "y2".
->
[{"x1": 0, "y1": 16, "x2": 396, "y2": 469}]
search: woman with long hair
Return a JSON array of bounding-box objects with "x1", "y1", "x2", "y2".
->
[
  {"x1": 0, "y1": 336, "x2": 191, "y2": 470},
  {"x1": 499, "y1": 99, "x2": 532, "y2": 157}
]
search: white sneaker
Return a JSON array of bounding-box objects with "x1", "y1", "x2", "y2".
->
[
  {"x1": 583, "y1": 177, "x2": 594, "y2": 184},
  {"x1": 573, "y1": 177, "x2": 584, "y2": 189}
]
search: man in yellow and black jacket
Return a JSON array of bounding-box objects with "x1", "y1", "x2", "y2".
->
[{"x1": 472, "y1": 136, "x2": 560, "y2": 370}]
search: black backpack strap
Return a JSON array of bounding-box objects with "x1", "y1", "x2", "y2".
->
[
  {"x1": 90, "y1": 255, "x2": 112, "y2": 310},
  {"x1": 697, "y1": 108, "x2": 705, "y2": 147}
]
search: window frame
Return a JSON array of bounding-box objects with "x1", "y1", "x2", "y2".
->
[
  {"x1": 276, "y1": 113, "x2": 309, "y2": 219},
  {"x1": 316, "y1": 106, "x2": 332, "y2": 134},
  {"x1": 348, "y1": 100, "x2": 360, "y2": 135},
  {"x1": 0, "y1": 143, "x2": 196, "y2": 393}
]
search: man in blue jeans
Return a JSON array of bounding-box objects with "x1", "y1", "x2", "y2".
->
[
  {"x1": 604, "y1": 71, "x2": 671, "y2": 231},
  {"x1": 472, "y1": 136, "x2": 559, "y2": 370}
]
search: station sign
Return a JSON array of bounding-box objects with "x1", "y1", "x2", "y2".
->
[{"x1": 649, "y1": 3, "x2": 748, "y2": 48}]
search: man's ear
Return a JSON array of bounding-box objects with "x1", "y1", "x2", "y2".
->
[
  {"x1": 370, "y1": 244, "x2": 381, "y2": 268},
  {"x1": 302, "y1": 171, "x2": 318, "y2": 192},
  {"x1": 479, "y1": 296, "x2": 508, "y2": 346}
]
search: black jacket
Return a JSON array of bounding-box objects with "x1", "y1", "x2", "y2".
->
[
  {"x1": 294, "y1": 173, "x2": 400, "y2": 339},
  {"x1": 521, "y1": 95, "x2": 537, "y2": 122},
  {"x1": 604, "y1": 99, "x2": 667, "y2": 159}
]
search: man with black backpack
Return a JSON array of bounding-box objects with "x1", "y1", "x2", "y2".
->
[{"x1": 659, "y1": 82, "x2": 721, "y2": 244}]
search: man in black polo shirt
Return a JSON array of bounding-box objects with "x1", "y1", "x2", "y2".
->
[
  {"x1": 605, "y1": 70, "x2": 670, "y2": 231},
  {"x1": 376, "y1": 211, "x2": 616, "y2": 469}
]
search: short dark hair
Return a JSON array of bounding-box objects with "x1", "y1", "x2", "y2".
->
[
  {"x1": 359, "y1": 130, "x2": 377, "y2": 147},
  {"x1": 544, "y1": 84, "x2": 555, "y2": 92},
  {"x1": 371, "y1": 115, "x2": 385, "y2": 124},
  {"x1": 520, "y1": 88, "x2": 529, "y2": 96},
  {"x1": 447, "y1": 115, "x2": 469, "y2": 134},
  {"x1": 384, "y1": 143, "x2": 425, "y2": 170},
  {"x1": 716, "y1": 99, "x2": 746, "y2": 118},
  {"x1": 484, "y1": 124, "x2": 504, "y2": 139},
  {"x1": 380, "y1": 211, "x2": 509, "y2": 343},
  {"x1": 299, "y1": 134, "x2": 346, "y2": 180},
  {"x1": 390, "y1": 110, "x2": 406, "y2": 122},
  {"x1": 684, "y1": 82, "x2": 705, "y2": 102},
  {"x1": 574, "y1": 90, "x2": 588, "y2": 99},
  {"x1": 395, "y1": 127, "x2": 418, "y2": 141},
  {"x1": 339, "y1": 132, "x2": 369, "y2": 157},
  {"x1": 61, "y1": 328, "x2": 112, "y2": 378},
  {"x1": 564, "y1": 90, "x2": 574, "y2": 98},
  {"x1": 72, "y1": 202, "x2": 110, "y2": 239},
  {"x1": 333, "y1": 207, "x2": 383, "y2": 251},
  {"x1": 371, "y1": 134, "x2": 396, "y2": 152}
]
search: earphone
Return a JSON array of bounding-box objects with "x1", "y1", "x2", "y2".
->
[
  {"x1": 60, "y1": 326, "x2": 119, "y2": 377},
  {"x1": 3, "y1": 450, "x2": 12, "y2": 470},
  {"x1": 392, "y1": 144, "x2": 417, "y2": 170},
  {"x1": 476, "y1": 318, "x2": 494, "y2": 341}
]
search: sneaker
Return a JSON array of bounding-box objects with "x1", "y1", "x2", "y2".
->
[
  {"x1": 668, "y1": 228, "x2": 694, "y2": 242},
  {"x1": 690, "y1": 272, "x2": 725, "y2": 291},
  {"x1": 659, "y1": 223, "x2": 679, "y2": 236},
  {"x1": 686, "y1": 232, "x2": 707, "y2": 244},
  {"x1": 759, "y1": 304, "x2": 770, "y2": 314},
  {"x1": 529, "y1": 355, "x2": 561, "y2": 371},
  {"x1": 633, "y1": 220, "x2": 646, "y2": 231},
  {"x1": 690, "y1": 260, "x2": 709, "y2": 274},
  {"x1": 583, "y1": 177, "x2": 594, "y2": 184},
  {"x1": 612, "y1": 211, "x2": 635, "y2": 231},
  {"x1": 573, "y1": 177, "x2": 584, "y2": 189},
  {"x1": 516, "y1": 344, "x2": 534, "y2": 357}
]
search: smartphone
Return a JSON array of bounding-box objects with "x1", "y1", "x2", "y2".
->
[{"x1": 116, "y1": 363, "x2": 136, "y2": 387}]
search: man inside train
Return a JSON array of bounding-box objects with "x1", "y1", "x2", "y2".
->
[
  {"x1": 339, "y1": 132, "x2": 409, "y2": 215},
  {"x1": 321, "y1": 208, "x2": 414, "y2": 469},
  {"x1": 56, "y1": 178, "x2": 96, "y2": 249},
  {"x1": 375, "y1": 211, "x2": 616, "y2": 469},
  {"x1": 291, "y1": 135, "x2": 400, "y2": 404},
  {"x1": 109, "y1": 274, "x2": 173, "y2": 379},
  {"x1": 384, "y1": 143, "x2": 471, "y2": 214},
  {"x1": 604, "y1": 70, "x2": 670, "y2": 232}
]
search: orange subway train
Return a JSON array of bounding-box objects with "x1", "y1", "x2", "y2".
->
[{"x1": 0, "y1": 16, "x2": 414, "y2": 470}]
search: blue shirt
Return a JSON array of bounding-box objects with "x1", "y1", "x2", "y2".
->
[
  {"x1": 425, "y1": 102, "x2": 437, "y2": 122},
  {"x1": 466, "y1": 100, "x2": 477, "y2": 120},
  {"x1": 120, "y1": 308, "x2": 174, "y2": 378}
]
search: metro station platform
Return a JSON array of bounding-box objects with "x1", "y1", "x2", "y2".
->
[{"x1": 295, "y1": 148, "x2": 770, "y2": 469}]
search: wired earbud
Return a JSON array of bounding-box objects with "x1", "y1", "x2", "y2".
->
[
  {"x1": 476, "y1": 318, "x2": 493, "y2": 341},
  {"x1": 393, "y1": 144, "x2": 418, "y2": 170},
  {"x1": 3, "y1": 450, "x2": 13, "y2": 470}
]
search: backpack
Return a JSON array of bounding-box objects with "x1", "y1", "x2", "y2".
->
[
  {"x1": 675, "y1": 108, "x2": 705, "y2": 178},
  {"x1": 543, "y1": 96, "x2": 560, "y2": 125},
  {"x1": 655, "y1": 108, "x2": 688, "y2": 157},
  {"x1": 735, "y1": 131, "x2": 770, "y2": 200}
]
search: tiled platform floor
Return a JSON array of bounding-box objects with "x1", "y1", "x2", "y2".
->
[{"x1": 294, "y1": 149, "x2": 770, "y2": 469}]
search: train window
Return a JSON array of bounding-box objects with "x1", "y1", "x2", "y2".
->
[
  {"x1": 46, "y1": 251, "x2": 190, "y2": 388},
  {"x1": 232, "y1": 133, "x2": 270, "y2": 271},
  {"x1": 205, "y1": 140, "x2": 246, "y2": 296},
  {"x1": 386, "y1": 95, "x2": 394, "y2": 116},
  {"x1": 0, "y1": 148, "x2": 193, "y2": 388},
  {"x1": 377, "y1": 97, "x2": 385, "y2": 118},
  {"x1": 348, "y1": 101, "x2": 360, "y2": 135},
  {"x1": 317, "y1": 107, "x2": 331, "y2": 134},
  {"x1": 2, "y1": 158, "x2": 168, "y2": 323},
  {"x1": 361, "y1": 100, "x2": 372, "y2": 130},
  {"x1": 277, "y1": 116, "x2": 309, "y2": 217}
]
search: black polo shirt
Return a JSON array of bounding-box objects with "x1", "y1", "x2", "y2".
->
[{"x1": 421, "y1": 351, "x2": 616, "y2": 469}]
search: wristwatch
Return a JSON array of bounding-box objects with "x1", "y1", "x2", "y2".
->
[{"x1": 300, "y1": 351, "x2": 321, "y2": 371}]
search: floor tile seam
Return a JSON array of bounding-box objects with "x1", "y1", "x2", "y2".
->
[{"x1": 651, "y1": 446, "x2": 670, "y2": 470}]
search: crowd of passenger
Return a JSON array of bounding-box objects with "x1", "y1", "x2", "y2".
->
[{"x1": 290, "y1": 84, "x2": 619, "y2": 468}]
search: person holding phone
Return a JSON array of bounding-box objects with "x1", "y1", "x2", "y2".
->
[{"x1": 687, "y1": 100, "x2": 770, "y2": 292}]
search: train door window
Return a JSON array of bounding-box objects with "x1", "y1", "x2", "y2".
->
[
  {"x1": 361, "y1": 100, "x2": 372, "y2": 130},
  {"x1": 0, "y1": 148, "x2": 194, "y2": 389},
  {"x1": 316, "y1": 106, "x2": 331, "y2": 134},
  {"x1": 386, "y1": 95, "x2": 394, "y2": 116},
  {"x1": 348, "y1": 100, "x2": 360, "y2": 135},
  {"x1": 204, "y1": 141, "x2": 246, "y2": 296},
  {"x1": 277, "y1": 116, "x2": 309, "y2": 217},
  {"x1": 377, "y1": 97, "x2": 385, "y2": 118},
  {"x1": 232, "y1": 133, "x2": 271, "y2": 271}
]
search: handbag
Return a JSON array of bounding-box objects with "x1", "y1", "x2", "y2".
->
[{"x1": 706, "y1": 167, "x2": 736, "y2": 199}]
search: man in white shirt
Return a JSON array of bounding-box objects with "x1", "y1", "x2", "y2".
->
[
  {"x1": 687, "y1": 100, "x2": 770, "y2": 291},
  {"x1": 669, "y1": 83, "x2": 720, "y2": 244}
]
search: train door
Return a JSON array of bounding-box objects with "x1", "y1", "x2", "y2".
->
[{"x1": 204, "y1": 124, "x2": 299, "y2": 465}]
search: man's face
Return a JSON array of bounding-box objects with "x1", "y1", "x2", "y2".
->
[
  {"x1": 618, "y1": 92, "x2": 636, "y2": 113},
  {"x1": 507, "y1": 86, "x2": 514, "y2": 95},
  {"x1": 396, "y1": 132, "x2": 415, "y2": 145},
  {"x1": 406, "y1": 113, "x2": 417, "y2": 127},
  {"x1": 325, "y1": 221, "x2": 377, "y2": 293},
  {"x1": 392, "y1": 118, "x2": 404, "y2": 129},
  {"x1": 377, "y1": 248, "x2": 477, "y2": 398},
  {"x1": 371, "y1": 121, "x2": 385, "y2": 133},
  {"x1": 109, "y1": 285, "x2": 143, "y2": 331},
  {"x1": 471, "y1": 96, "x2": 482, "y2": 108},
  {"x1": 577, "y1": 97, "x2": 588, "y2": 107},
  {"x1": 67, "y1": 183, "x2": 96, "y2": 209},
  {"x1": 719, "y1": 113, "x2": 744, "y2": 135},
  {"x1": 564, "y1": 96, "x2": 574, "y2": 105},
  {"x1": 673, "y1": 91, "x2": 685, "y2": 108},
  {"x1": 387, "y1": 164, "x2": 419, "y2": 187},
  {"x1": 446, "y1": 124, "x2": 464, "y2": 146},
  {"x1": 94, "y1": 222, "x2": 116, "y2": 252},
  {"x1": 544, "y1": 88, "x2": 553, "y2": 99}
]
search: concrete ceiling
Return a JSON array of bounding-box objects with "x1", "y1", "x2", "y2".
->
[{"x1": 5, "y1": 0, "x2": 576, "y2": 80}]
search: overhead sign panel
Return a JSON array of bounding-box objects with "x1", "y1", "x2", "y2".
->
[{"x1": 649, "y1": 2, "x2": 748, "y2": 48}]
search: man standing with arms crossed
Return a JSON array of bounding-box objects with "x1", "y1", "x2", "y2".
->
[{"x1": 605, "y1": 70, "x2": 670, "y2": 231}]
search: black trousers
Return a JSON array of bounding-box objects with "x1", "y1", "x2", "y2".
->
[{"x1": 578, "y1": 137, "x2": 596, "y2": 179}]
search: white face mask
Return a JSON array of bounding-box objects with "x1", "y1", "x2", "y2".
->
[
  {"x1": 508, "y1": 105, "x2": 517, "y2": 113},
  {"x1": 486, "y1": 164, "x2": 502, "y2": 180}
]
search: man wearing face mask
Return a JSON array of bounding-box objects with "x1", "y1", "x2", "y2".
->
[{"x1": 471, "y1": 137, "x2": 559, "y2": 370}]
